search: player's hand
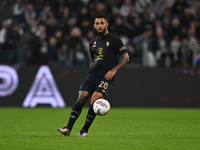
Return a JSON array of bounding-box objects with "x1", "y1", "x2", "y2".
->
[{"x1": 105, "y1": 70, "x2": 116, "y2": 80}]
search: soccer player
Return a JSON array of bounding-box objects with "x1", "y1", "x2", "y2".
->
[{"x1": 57, "y1": 13, "x2": 129, "y2": 137}]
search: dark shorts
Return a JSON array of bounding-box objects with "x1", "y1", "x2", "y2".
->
[{"x1": 79, "y1": 75, "x2": 115, "y2": 99}]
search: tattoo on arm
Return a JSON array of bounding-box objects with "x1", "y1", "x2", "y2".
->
[{"x1": 113, "y1": 53, "x2": 129, "y2": 71}]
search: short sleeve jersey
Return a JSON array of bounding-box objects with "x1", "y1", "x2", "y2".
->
[{"x1": 88, "y1": 33, "x2": 127, "y2": 79}]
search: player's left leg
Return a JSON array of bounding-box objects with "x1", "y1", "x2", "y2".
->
[{"x1": 77, "y1": 92, "x2": 105, "y2": 137}]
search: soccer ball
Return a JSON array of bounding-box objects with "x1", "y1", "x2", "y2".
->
[{"x1": 93, "y1": 99, "x2": 110, "y2": 116}]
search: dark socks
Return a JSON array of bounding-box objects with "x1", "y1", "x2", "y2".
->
[
  {"x1": 82, "y1": 104, "x2": 96, "y2": 132},
  {"x1": 66, "y1": 102, "x2": 84, "y2": 131}
]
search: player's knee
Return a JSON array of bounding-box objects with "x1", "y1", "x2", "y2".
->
[
  {"x1": 77, "y1": 96, "x2": 88, "y2": 104},
  {"x1": 90, "y1": 92, "x2": 105, "y2": 105},
  {"x1": 77, "y1": 91, "x2": 91, "y2": 104}
]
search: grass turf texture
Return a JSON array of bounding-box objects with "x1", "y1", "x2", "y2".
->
[{"x1": 0, "y1": 107, "x2": 200, "y2": 150}]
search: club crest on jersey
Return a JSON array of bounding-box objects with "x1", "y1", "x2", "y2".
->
[
  {"x1": 97, "y1": 47, "x2": 103, "y2": 54},
  {"x1": 106, "y1": 41, "x2": 110, "y2": 47}
]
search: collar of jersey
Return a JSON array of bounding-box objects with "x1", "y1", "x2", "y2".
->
[{"x1": 98, "y1": 32, "x2": 109, "y2": 39}]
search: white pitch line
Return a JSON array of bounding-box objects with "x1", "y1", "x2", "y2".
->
[{"x1": 98, "y1": 133, "x2": 162, "y2": 135}]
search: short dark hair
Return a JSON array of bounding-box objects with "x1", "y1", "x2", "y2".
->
[{"x1": 93, "y1": 13, "x2": 109, "y2": 23}]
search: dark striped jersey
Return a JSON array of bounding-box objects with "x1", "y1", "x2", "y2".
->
[{"x1": 88, "y1": 33, "x2": 127, "y2": 79}]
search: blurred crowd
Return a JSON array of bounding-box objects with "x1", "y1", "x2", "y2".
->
[{"x1": 0, "y1": 0, "x2": 200, "y2": 68}]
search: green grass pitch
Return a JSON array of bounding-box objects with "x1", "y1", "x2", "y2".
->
[{"x1": 0, "y1": 107, "x2": 200, "y2": 150}]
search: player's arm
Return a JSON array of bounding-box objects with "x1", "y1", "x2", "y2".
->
[{"x1": 105, "y1": 53, "x2": 129, "y2": 80}]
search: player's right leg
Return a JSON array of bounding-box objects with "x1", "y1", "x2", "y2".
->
[{"x1": 57, "y1": 91, "x2": 91, "y2": 136}]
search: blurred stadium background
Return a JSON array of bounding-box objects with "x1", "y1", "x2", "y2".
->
[
  {"x1": 1, "y1": 0, "x2": 200, "y2": 107},
  {"x1": 1, "y1": 1, "x2": 200, "y2": 149}
]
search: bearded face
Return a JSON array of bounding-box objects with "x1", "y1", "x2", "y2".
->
[{"x1": 94, "y1": 18, "x2": 108, "y2": 37}]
